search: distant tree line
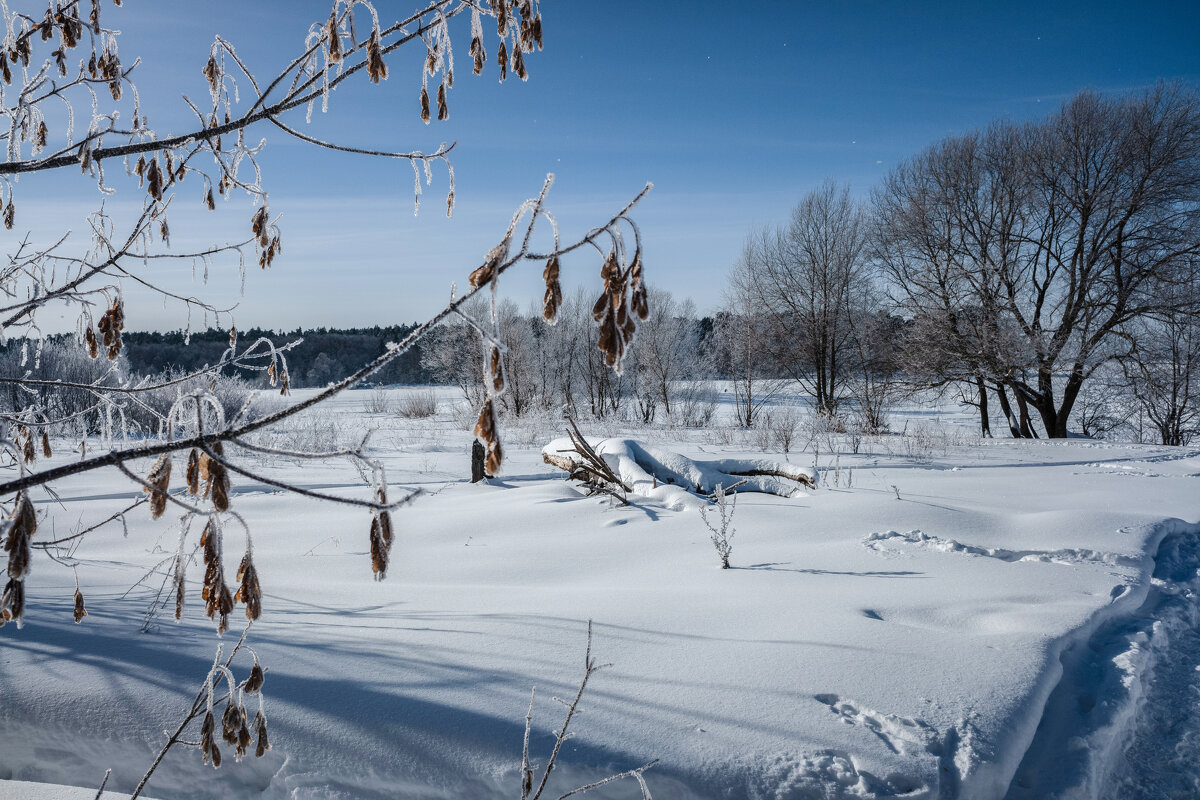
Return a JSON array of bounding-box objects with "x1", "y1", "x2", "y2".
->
[{"x1": 116, "y1": 324, "x2": 430, "y2": 387}]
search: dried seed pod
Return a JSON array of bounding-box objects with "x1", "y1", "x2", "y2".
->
[
  {"x1": 379, "y1": 509, "x2": 393, "y2": 550},
  {"x1": 279, "y1": 362, "x2": 290, "y2": 396},
  {"x1": 470, "y1": 36, "x2": 485, "y2": 75},
  {"x1": 532, "y1": 13, "x2": 543, "y2": 49},
  {"x1": 200, "y1": 709, "x2": 216, "y2": 765},
  {"x1": 22, "y1": 435, "x2": 34, "y2": 464},
  {"x1": 496, "y1": 0, "x2": 508, "y2": 34},
  {"x1": 204, "y1": 187, "x2": 215, "y2": 210},
  {"x1": 591, "y1": 290, "x2": 609, "y2": 321},
  {"x1": 474, "y1": 397, "x2": 496, "y2": 443},
  {"x1": 41, "y1": 431, "x2": 51, "y2": 459},
  {"x1": 436, "y1": 83, "x2": 448, "y2": 121},
  {"x1": 1, "y1": 578, "x2": 25, "y2": 625},
  {"x1": 145, "y1": 157, "x2": 162, "y2": 200},
  {"x1": 3, "y1": 197, "x2": 12, "y2": 230},
  {"x1": 489, "y1": 346, "x2": 505, "y2": 394},
  {"x1": 96, "y1": 299, "x2": 125, "y2": 360},
  {"x1": 513, "y1": 46, "x2": 527, "y2": 81},
  {"x1": 244, "y1": 661, "x2": 265, "y2": 694},
  {"x1": 485, "y1": 438, "x2": 503, "y2": 475},
  {"x1": 469, "y1": 240, "x2": 508, "y2": 287},
  {"x1": 251, "y1": 206, "x2": 269, "y2": 246},
  {"x1": 35, "y1": 120, "x2": 46, "y2": 149},
  {"x1": 254, "y1": 712, "x2": 270, "y2": 757},
  {"x1": 542, "y1": 256, "x2": 562, "y2": 323},
  {"x1": 211, "y1": 462, "x2": 230, "y2": 512},
  {"x1": 236, "y1": 720, "x2": 252, "y2": 759},
  {"x1": 5, "y1": 494, "x2": 36, "y2": 582},
  {"x1": 222, "y1": 700, "x2": 243, "y2": 745},
  {"x1": 187, "y1": 448, "x2": 201, "y2": 495},
  {"x1": 72, "y1": 588, "x2": 87, "y2": 623},
  {"x1": 631, "y1": 281, "x2": 649, "y2": 321},
  {"x1": 366, "y1": 30, "x2": 387, "y2": 83},
  {"x1": 85, "y1": 327, "x2": 99, "y2": 358},
  {"x1": 203, "y1": 54, "x2": 218, "y2": 90},
  {"x1": 419, "y1": 85, "x2": 430, "y2": 124},
  {"x1": 145, "y1": 453, "x2": 171, "y2": 519},
  {"x1": 217, "y1": 581, "x2": 233, "y2": 634},
  {"x1": 497, "y1": 39, "x2": 508, "y2": 81},
  {"x1": 325, "y1": 12, "x2": 341, "y2": 62},
  {"x1": 234, "y1": 551, "x2": 261, "y2": 621}
]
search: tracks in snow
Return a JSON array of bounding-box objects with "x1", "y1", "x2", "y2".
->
[{"x1": 864, "y1": 529, "x2": 1141, "y2": 569}]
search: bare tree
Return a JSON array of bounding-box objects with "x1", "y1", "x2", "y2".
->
[
  {"x1": 744, "y1": 181, "x2": 868, "y2": 418},
  {"x1": 628, "y1": 287, "x2": 701, "y2": 420},
  {"x1": 715, "y1": 245, "x2": 784, "y2": 428},
  {"x1": 1121, "y1": 307, "x2": 1200, "y2": 445},
  {"x1": 876, "y1": 85, "x2": 1200, "y2": 438}
]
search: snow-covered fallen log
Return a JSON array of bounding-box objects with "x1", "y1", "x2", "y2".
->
[{"x1": 542, "y1": 434, "x2": 816, "y2": 508}]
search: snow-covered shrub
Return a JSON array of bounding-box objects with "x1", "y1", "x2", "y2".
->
[
  {"x1": 362, "y1": 387, "x2": 393, "y2": 415},
  {"x1": 699, "y1": 483, "x2": 737, "y2": 569},
  {"x1": 396, "y1": 389, "x2": 439, "y2": 419}
]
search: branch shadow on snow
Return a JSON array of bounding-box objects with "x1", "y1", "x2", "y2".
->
[
  {"x1": 1, "y1": 600, "x2": 704, "y2": 798},
  {"x1": 739, "y1": 562, "x2": 928, "y2": 578}
]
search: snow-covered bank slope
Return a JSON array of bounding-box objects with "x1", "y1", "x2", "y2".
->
[
  {"x1": 2, "y1": 393, "x2": 1198, "y2": 799},
  {"x1": 1007, "y1": 518, "x2": 1200, "y2": 800}
]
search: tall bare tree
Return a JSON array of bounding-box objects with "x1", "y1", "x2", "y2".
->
[
  {"x1": 877, "y1": 85, "x2": 1200, "y2": 438},
  {"x1": 744, "y1": 181, "x2": 868, "y2": 417}
]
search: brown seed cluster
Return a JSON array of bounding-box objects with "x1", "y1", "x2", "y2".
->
[
  {"x1": 489, "y1": 346, "x2": 505, "y2": 394},
  {"x1": 16, "y1": 425, "x2": 35, "y2": 464},
  {"x1": 145, "y1": 452, "x2": 172, "y2": 519},
  {"x1": 1, "y1": 493, "x2": 36, "y2": 626},
  {"x1": 369, "y1": 489, "x2": 394, "y2": 579},
  {"x1": 95, "y1": 299, "x2": 124, "y2": 360},
  {"x1": 469, "y1": 241, "x2": 508, "y2": 287},
  {"x1": 474, "y1": 397, "x2": 503, "y2": 475},
  {"x1": 200, "y1": 520, "x2": 234, "y2": 634},
  {"x1": 325, "y1": 12, "x2": 342, "y2": 63},
  {"x1": 542, "y1": 255, "x2": 562, "y2": 323},
  {"x1": 199, "y1": 675, "x2": 268, "y2": 769},
  {"x1": 251, "y1": 206, "x2": 282, "y2": 269},
  {"x1": 366, "y1": 30, "x2": 387, "y2": 83},
  {"x1": 73, "y1": 588, "x2": 87, "y2": 623},
  {"x1": 234, "y1": 549, "x2": 262, "y2": 621},
  {"x1": 592, "y1": 248, "x2": 649, "y2": 371},
  {"x1": 184, "y1": 444, "x2": 231, "y2": 512}
]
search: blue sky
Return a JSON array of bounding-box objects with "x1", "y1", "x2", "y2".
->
[{"x1": 23, "y1": 1, "x2": 1200, "y2": 331}]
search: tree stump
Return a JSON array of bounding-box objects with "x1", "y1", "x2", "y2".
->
[{"x1": 471, "y1": 440, "x2": 487, "y2": 483}]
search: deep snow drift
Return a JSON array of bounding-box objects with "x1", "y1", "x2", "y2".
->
[{"x1": 1, "y1": 388, "x2": 1197, "y2": 799}]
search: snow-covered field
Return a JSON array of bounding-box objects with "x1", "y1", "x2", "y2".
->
[{"x1": 2, "y1": 387, "x2": 1198, "y2": 799}]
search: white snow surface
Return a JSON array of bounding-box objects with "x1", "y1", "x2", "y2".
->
[{"x1": 1, "y1": 388, "x2": 1198, "y2": 799}]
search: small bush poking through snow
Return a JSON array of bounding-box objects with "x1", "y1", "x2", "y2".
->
[
  {"x1": 700, "y1": 482, "x2": 737, "y2": 569},
  {"x1": 362, "y1": 387, "x2": 393, "y2": 415},
  {"x1": 396, "y1": 389, "x2": 439, "y2": 419}
]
